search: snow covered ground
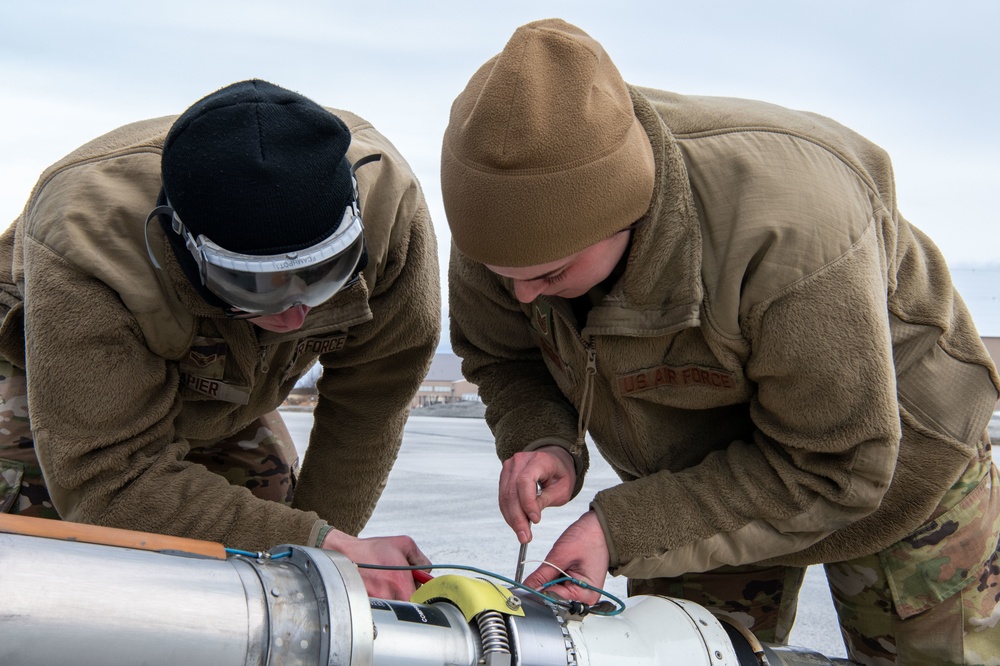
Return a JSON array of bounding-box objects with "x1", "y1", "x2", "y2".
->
[{"x1": 281, "y1": 410, "x2": 848, "y2": 658}]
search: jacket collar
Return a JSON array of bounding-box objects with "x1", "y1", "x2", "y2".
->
[{"x1": 582, "y1": 86, "x2": 703, "y2": 337}]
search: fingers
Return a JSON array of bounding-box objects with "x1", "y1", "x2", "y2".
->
[
  {"x1": 520, "y1": 475, "x2": 543, "y2": 524},
  {"x1": 498, "y1": 448, "x2": 578, "y2": 543},
  {"x1": 538, "y1": 580, "x2": 603, "y2": 606},
  {"x1": 359, "y1": 567, "x2": 417, "y2": 601},
  {"x1": 527, "y1": 447, "x2": 577, "y2": 510},
  {"x1": 371, "y1": 537, "x2": 429, "y2": 599},
  {"x1": 520, "y1": 511, "x2": 609, "y2": 606},
  {"x1": 499, "y1": 456, "x2": 534, "y2": 542},
  {"x1": 523, "y1": 562, "x2": 559, "y2": 591},
  {"x1": 320, "y1": 531, "x2": 428, "y2": 601},
  {"x1": 397, "y1": 535, "x2": 431, "y2": 568},
  {"x1": 523, "y1": 563, "x2": 603, "y2": 605}
]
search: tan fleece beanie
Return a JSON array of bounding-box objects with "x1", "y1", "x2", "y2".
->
[{"x1": 441, "y1": 18, "x2": 655, "y2": 267}]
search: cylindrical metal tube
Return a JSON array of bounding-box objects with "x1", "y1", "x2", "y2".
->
[
  {"x1": 0, "y1": 531, "x2": 372, "y2": 666},
  {"x1": 1, "y1": 531, "x2": 257, "y2": 665},
  {"x1": 565, "y1": 595, "x2": 742, "y2": 666},
  {"x1": 369, "y1": 598, "x2": 480, "y2": 665},
  {"x1": 0, "y1": 527, "x2": 853, "y2": 666}
]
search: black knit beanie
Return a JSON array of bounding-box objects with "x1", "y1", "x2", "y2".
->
[{"x1": 161, "y1": 79, "x2": 353, "y2": 255}]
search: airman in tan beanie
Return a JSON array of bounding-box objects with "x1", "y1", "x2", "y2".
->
[
  {"x1": 441, "y1": 18, "x2": 654, "y2": 267},
  {"x1": 445, "y1": 17, "x2": 1000, "y2": 665}
]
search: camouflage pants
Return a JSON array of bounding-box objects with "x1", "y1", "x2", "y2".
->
[
  {"x1": 629, "y1": 451, "x2": 1000, "y2": 665},
  {"x1": 0, "y1": 360, "x2": 298, "y2": 520}
]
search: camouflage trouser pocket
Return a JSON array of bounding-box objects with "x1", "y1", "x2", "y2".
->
[
  {"x1": 827, "y1": 463, "x2": 1000, "y2": 663},
  {"x1": 0, "y1": 457, "x2": 25, "y2": 513},
  {"x1": 881, "y1": 464, "x2": 1000, "y2": 619}
]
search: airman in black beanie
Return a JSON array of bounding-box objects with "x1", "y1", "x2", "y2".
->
[{"x1": 0, "y1": 79, "x2": 440, "y2": 602}]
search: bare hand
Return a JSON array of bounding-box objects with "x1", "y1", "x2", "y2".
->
[
  {"x1": 499, "y1": 446, "x2": 576, "y2": 543},
  {"x1": 322, "y1": 529, "x2": 430, "y2": 601},
  {"x1": 523, "y1": 511, "x2": 609, "y2": 605}
]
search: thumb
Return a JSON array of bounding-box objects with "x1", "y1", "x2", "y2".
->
[
  {"x1": 400, "y1": 538, "x2": 430, "y2": 567},
  {"x1": 523, "y1": 564, "x2": 558, "y2": 591}
]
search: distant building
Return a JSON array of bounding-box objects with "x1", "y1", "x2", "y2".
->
[
  {"x1": 412, "y1": 353, "x2": 479, "y2": 408},
  {"x1": 284, "y1": 353, "x2": 477, "y2": 409},
  {"x1": 983, "y1": 339, "x2": 1000, "y2": 369},
  {"x1": 282, "y1": 386, "x2": 317, "y2": 409}
]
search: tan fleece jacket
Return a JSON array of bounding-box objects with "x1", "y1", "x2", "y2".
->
[
  {"x1": 449, "y1": 86, "x2": 999, "y2": 578},
  {"x1": 0, "y1": 109, "x2": 439, "y2": 551}
]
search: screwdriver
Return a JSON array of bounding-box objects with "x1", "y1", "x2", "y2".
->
[
  {"x1": 514, "y1": 542, "x2": 528, "y2": 584},
  {"x1": 514, "y1": 481, "x2": 542, "y2": 584}
]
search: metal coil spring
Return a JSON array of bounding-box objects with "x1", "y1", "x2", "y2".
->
[{"x1": 475, "y1": 610, "x2": 511, "y2": 655}]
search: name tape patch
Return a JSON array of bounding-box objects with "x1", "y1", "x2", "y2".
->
[
  {"x1": 618, "y1": 363, "x2": 736, "y2": 395},
  {"x1": 180, "y1": 372, "x2": 251, "y2": 405},
  {"x1": 297, "y1": 335, "x2": 348, "y2": 355}
]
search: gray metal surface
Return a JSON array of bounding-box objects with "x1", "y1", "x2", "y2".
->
[
  {"x1": 0, "y1": 520, "x2": 854, "y2": 665},
  {"x1": 370, "y1": 600, "x2": 479, "y2": 665},
  {"x1": 0, "y1": 531, "x2": 254, "y2": 666},
  {"x1": 507, "y1": 596, "x2": 574, "y2": 666},
  {"x1": 0, "y1": 531, "x2": 372, "y2": 666}
]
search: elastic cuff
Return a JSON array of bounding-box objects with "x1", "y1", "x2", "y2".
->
[
  {"x1": 590, "y1": 500, "x2": 619, "y2": 572},
  {"x1": 313, "y1": 523, "x2": 334, "y2": 549}
]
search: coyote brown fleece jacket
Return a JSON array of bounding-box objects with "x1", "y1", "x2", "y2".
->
[
  {"x1": 0, "y1": 109, "x2": 439, "y2": 551},
  {"x1": 449, "y1": 87, "x2": 1000, "y2": 579}
]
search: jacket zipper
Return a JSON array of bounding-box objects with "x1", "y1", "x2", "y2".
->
[
  {"x1": 571, "y1": 335, "x2": 598, "y2": 458},
  {"x1": 572, "y1": 327, "x2": 642, "y2": 477}
]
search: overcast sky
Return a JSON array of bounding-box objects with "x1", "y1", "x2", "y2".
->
[{"x1": 2, "y1": 0, "x2": 997, "y2": 347}]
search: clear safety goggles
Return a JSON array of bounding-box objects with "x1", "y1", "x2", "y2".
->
[
  {"x1": 146, "y1": 155, "x2": 380, "y2": 317},
  {"x1": 147, "y1": 203, "x2": 364, "y2": 316}
]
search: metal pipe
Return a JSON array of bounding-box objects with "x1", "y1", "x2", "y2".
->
[
  {"x1": 0, "y1": 530, "x2": 372, "y2": 666},
  {"x1": 0, "y1": 523, "x2": 856, "y2": 666}
]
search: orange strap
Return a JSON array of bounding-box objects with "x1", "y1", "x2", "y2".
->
[{"x1": 0, "y1": 512, "x2": 227, "y2": 559}]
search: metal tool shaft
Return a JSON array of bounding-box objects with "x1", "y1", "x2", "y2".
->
[
  {"x1": 515, "y1": 481, "x2": 542, "y2": 584},
  {"x1": 514, "y1": 542, "x2": 528, "y2": 584}
]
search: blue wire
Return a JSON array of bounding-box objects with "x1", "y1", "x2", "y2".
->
[
  {"x1": 221, "y1": 549, "x2": 623, "y2": 615},
  {"x1": 538, "y1": 576, "x2": 626, "y2": 615},
  {"x1": 224, "y1": 548, "x2": 259, "y2": 558},
  {"x1": 225, "y1": 547, "x2": 292, "y2": 560}
]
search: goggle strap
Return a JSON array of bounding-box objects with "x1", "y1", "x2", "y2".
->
[
  {"x1": 350, "y1": 153, "x2": 382, "y2": 212},
  {"x1": 351, "y1": 153, "x2": 382, "y2": 174},
  {"x1": 144, "y1": 205, "x2": 196, "y2": 304},
  {"x1": 143, "y1": 205, "x2": 176, "y2": 270},
  {"x1": 147, "y1": 203, "x2": 215, "y2": 285}
]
